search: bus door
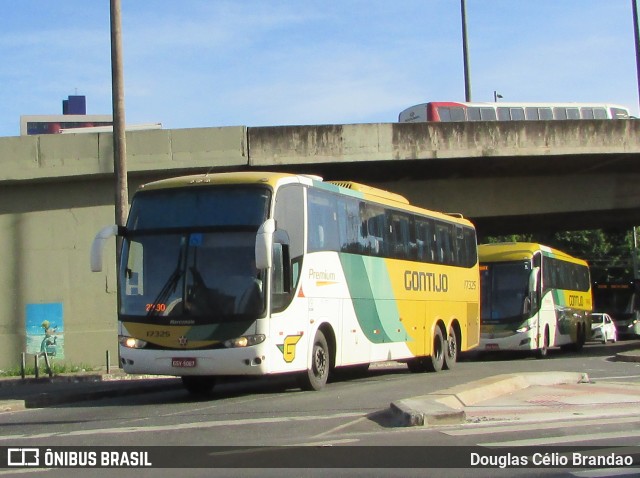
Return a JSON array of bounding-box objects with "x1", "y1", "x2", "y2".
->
[{"x1": 265, "y1": 184, "x2": 309, "y2": 374}]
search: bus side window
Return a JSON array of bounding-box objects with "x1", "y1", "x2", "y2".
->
[
  {"x1": 480, "y1": 108, "x2": 497, "y2": 120},
  {"x1": 467, "y1": 107, "x2": 481, "y2": 121},
  {"x1": 387, "y1": 211, "x2": 411, "y2": 259},
  {"x1": 437, "y1": 106, "x2": 465, "y2": 122},
  {"x1": 593, "y1": 108, "x2": 607, "y2": 119},
  {"x1": 435, "y1": 222, "x2": 454, "y2": 264},
  {"x1": 497, "y1": 107, "x2": 510, "y2": 121},
  {"x1": 553, "y1": 107, "x2": 567, "y2": 120},
  {"x1": 567, "y1": 108, "x2": 580, "y2": 119},
  {"x1": 581, "y1": 108, "x2": 594, "y2": 119},
  {"x1": 510, "y1": 108, "x2": 525, "y2": 120},
  {"x1": 539, "y1": 108, "x2": 553, "y2": 120},
  {"x1": 525, "y1": 107, "x2": 539, "y2": 120},
  {"x1": 415, "y1": 218, "x2": 435, "y2": 263}
]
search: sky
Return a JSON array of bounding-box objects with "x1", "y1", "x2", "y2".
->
[{"x1": 1, "y1": 0, "x2": 638, "y2": 137}]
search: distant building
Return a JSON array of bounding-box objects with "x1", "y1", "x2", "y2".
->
[{"x1": 20, "y1": 95, "x2": 113, "y2": 136}]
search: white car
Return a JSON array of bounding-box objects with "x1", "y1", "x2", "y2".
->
[{"x1": 591, "y1": 313, "x2": 617, "y2": 344}]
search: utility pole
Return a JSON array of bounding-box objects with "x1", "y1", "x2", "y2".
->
[
  {"x1": 632, "y1": 0, "x2": 640, "y2": 278},
  {"x1": 633, "y1": 0, "x2": 640, "y2": 109},
  {"x1": 461, "y1": 0, "x2": 472, "y2": 101},
  {"x1": 110, "y1": 0, "x2": 128, "y2": 253}
]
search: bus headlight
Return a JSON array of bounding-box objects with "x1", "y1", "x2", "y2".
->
[
  {"x1": 119, "y1": 335, "x2": 148, "y2": 349},
  {"x1": 516, "y1": 324, "x2": 532, "y2": 333},
  {"x1": 516, "y1": 320, "x2": 537, "y2": 334},
  {"x1": 224, "y1": 334, "x2": 266, "y2": 348}
]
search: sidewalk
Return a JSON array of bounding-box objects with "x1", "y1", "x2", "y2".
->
[
  {"x1": 391, "y1": 349, "x2": 640, "y2": 426},
  {"x1": 0, "y1": 369, "x2": 181, "y2": 412}
]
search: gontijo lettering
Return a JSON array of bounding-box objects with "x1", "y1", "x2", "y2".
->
[{"x1": 404, "y1": 271, "x2": 449, "y2": 292}]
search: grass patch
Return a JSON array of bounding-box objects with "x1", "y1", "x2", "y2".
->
[{"x1": 0, "y1": 362, "x2": 96, "y2": 377}]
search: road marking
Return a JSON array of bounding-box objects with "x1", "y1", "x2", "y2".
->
[
  {"x1": 0, "y1": 471, "x2": 51, "y2": 476},
  {"x1": 443, "y1": 416, "x2": 640, "y2": 436},
  {"x1": 480, "y1": 429, "x2": 640, "y2": 446},
  {"x1": 592, "y1": 375, "x2": 640, "y2": 381},
  {"x1": 571, "y1": 468, "x2": 640, "y2": 477},
  {"x1": 0, "y1": 412, "x2": 365, "y2": 441},
  {"x1": 312, "y1": 416, "x2": 368, "y2": 438}
]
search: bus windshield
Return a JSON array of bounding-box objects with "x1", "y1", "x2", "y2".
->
[
  {"x1": 120, "y1": 187, "x2": 271, "y2": 322},
  {"x1": 593, "y1": 283, "x2": 638, "y2": 316},
  {"x1": 480, "y1": 261, "x2": 531, "y2": 322}
]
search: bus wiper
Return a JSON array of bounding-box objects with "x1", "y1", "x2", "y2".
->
[{"x1": 147, "y1": 238, "x2": 187, "y2": 317}]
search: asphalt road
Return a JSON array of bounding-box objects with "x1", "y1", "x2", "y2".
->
[{"x1": 1, "y1": 339, "x2": 640, "y2": 477}]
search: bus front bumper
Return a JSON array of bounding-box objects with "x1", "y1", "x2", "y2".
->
[
  {"x1": 118, "y1": 344, "x2": 271, "y2": 377},
  {"x1": 479, "y1": 332, "x2": 536, "y2": 352}
]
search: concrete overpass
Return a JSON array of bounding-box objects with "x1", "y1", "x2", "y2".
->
[{"x1": 1, "y1": 119, "x2": 639, "y2": 369}]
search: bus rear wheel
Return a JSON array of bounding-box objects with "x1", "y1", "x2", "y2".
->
[
  {"x1": 407, "y1": 327, "x2": 445, "y2": 373},
  {"x1": 425, "y1": 327, "x2": 445, "y2": 372},
  {"x1": 181, "y1": 376, "x2": 216, "y2": 396},
  {"x1": 299, "y1": 330, "x2": 330, "y2": 391},
  {"x1": 443, "y1": 326, "x2": 458, "y2": 370}
]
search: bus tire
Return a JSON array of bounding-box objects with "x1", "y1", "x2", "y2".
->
[
  {"x1": 181, "y1": 376, "x2": 216, "y2": 396},
  {"x1": 443, "y1": 326, "x2": 458, "y2": 370},
  {"x1": 536, "y1": 327, "x2": 549, "y2": 359},
  {"x1": 299, "y1": 330, "x2": 330, "y2": 391},
  {"x1": 425, "y1": 327, "x2": 445, "y2": 372}
]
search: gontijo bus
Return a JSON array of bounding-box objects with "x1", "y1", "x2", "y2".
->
[
  {"x1": 91, "y1": 172, "x2": 480, "y2": 394},
  {"x1": 479, "y1": 242, "x2": 592, "y2": 357}
]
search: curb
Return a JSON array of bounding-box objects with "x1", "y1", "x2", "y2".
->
[
  {"x1": 0, "y1": 374, "x2": 182, "y2": 411},
  {"x1": 23, "y1": 378, "x2": 182, "y2": 408},
  {"x1": 390, "y1": 371, "x2": 587, "y2": 427},
  {"x1": 616, "y1": 351, "x2": 640, "y2": 363}
]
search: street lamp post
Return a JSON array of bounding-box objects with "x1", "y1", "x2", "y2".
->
[{"x1": 461, "y1": 0, "x2": 472, "y2": 102}]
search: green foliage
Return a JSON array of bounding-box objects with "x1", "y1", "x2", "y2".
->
[
  {"x1": 0, "y1": 362, "x2": 95, "y2": 377},
  {"x1": 485, "y1": 228, "x2": 638, "y2": 282}
]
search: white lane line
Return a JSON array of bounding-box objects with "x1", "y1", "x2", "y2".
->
[
  {"x1": 0, "y1": 470, "x2": 53, "y2": 476},
  {"x1": 0, "y1": 412, "x2": 364, "y2": 441},
  {"x1": 480, "y1": 430, "x2": 640, "y2": 447},
  {"x1": 312, "y1": 416, "x2": 368, "y2": 438},
  {"x1": 444, "y1": 416, "x2": 640, "y2": 436}
]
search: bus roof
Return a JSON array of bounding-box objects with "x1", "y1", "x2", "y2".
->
[
  {"x1": 136, "y1": 171, "x2": 474, "y2": 228},
  {"x1": 478, "y1": 242, "x2": 588, "y2": 266},
  {"x1": 137, "y1": 171, "x2": 301, "y2": 191}
]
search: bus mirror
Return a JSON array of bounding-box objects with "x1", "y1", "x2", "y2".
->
[
  {"x1": 529, "y1": 266, "x2": 540, "y2": 293},
  {"x1": 90, "y1": 225, "x2": 120, "y2": 272},
  {"x1": 255, "y1": 219, "x2": 276, "y2": 270}
]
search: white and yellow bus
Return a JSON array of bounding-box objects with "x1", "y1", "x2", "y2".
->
[
  {"x1": 479, "y1": 242, "x2": 592, "y2": 357},
  {"x1": 91, "y1": 172, "x2": 480, "y2": 394}
]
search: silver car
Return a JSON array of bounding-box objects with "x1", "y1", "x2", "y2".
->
[{"x1": 591, "y1": 313, "x2": 617, "y2": 344}]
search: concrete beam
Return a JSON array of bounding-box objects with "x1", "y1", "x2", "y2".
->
[{"x1": 0, "y1": 126, "x2": 247, "y2": 183}]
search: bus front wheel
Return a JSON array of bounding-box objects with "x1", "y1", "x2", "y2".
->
[
  {"x1": 536, "y1": 327, "x2": 549, "y2": 359},
  {"x1": 299, "y1": 330, "x2": 330, "y2": 391}
]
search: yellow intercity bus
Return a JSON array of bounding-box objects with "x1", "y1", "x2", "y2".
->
[
  {"x1": 479, "y1": 242, "x2": 592, "y2": 357},
  {"x1": 91, "y1": 172, "x2": 480, "y2": 394}
]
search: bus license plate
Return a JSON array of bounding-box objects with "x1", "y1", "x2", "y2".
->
[
  {"x1": 172, "y1": 358, "x2": 196, "y2": 368},
  {"x1": 485, "y1": 344, "x2": 499, "y2": 351}
]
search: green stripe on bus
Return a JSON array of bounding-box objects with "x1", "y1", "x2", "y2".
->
[{"x1": 339, "y1": 253, "x2": 407, "y2": 344}]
